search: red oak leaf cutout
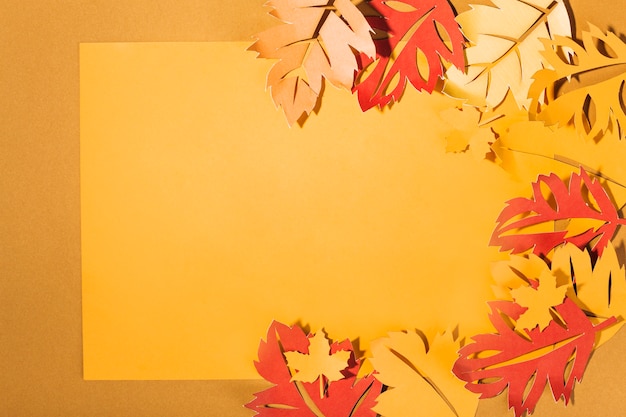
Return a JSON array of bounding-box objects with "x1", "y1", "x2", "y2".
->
[
  {"x1": 353, "y1": 0, "x2": 465, "y2": 111},
  {"x1": 453, "y1": 299, "x2": 616, "y2": 417},
  {"x1": 246, "y1": 321, "x2": 382, "y2": 417},
  {"x1": 490, "y1": 168, "x2": 626, "y2": 257}
]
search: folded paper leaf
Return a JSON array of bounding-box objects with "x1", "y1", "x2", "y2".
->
[
  {"x1": 453, "y1": 299, "x2": 616, "y2": 417},
  {"x1": 444, "y1": 0, "x2": 572, "y2": 109},
  {"x1": 371, "y1": 330, "x2": 479, "y2": 417},
  {"x1": 249, "y1": 0, "x2": 376, "y2": 125},
  {"x1": 529, "y1": 24, "x2": 626, "y2": 140},
  {"x1": 247, "y1": 321, "x2": 382, "y2": 416},
  {"x1": 490, "y1": 168, "x2": 626, "y2": 256},
  {"x1": 553, "y1": 243, "x2": 626, "y2": 347},
  {"x1": 353, "y1": 0, "x2": 464, "y2": 110}
]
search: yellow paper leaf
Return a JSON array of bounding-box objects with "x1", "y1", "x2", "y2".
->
[
  {"x1": 443, "y1": 0, "x2": 572, "y2": 108},
  {"x1": 529, "y1": 24, "x2": 626, "y2": 140},
  {"x1": 478, "y1": 89, "x2": 530, "y2": 136},
  {"x1": 439, "y1": 105, "x2": 496, "y2": 157},
  {"x1": 491, "y1": 253, "x2": 550, "y2": 300},
  {"x1": 370, "y1": 330, "x2": 479, "y2": 417},
  {"x1": 249, "y1": 0, "x2": 376, "y2": 125},
  {"x1": 284, "y1": 331, "x2": 351, "y2": 383},
  {"x1": 552, "y1": 243, "x2": 626, "y2": 347},
  {"x1": 511, "y1": 269, "x2": 567, "y2": 331}
]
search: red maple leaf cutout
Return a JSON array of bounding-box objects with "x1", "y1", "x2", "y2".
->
[
  {"x1": 246, "y1": 321, "x2": 382, "y2": 417},
  {"x1": 490, "y1": 168, "x2": 626, "y2": 257},
  {"x1": 353, "y1": 0, "x2": 465, "y2": 111},
  {"x1": 453, "y1": 299, "x2": 616, "y2": 417}
]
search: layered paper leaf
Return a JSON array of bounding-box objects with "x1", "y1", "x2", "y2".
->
[
  {"x1": 247, "y1": 321, "x2": 382, "y2": 416},
  {"x1": 444, "y1": 0, "x2": 572, "y2": 108},
  {"x1": 371, "y1": 330, "x2": 479, "y2": 417},
  {"x1": 249, "y1": 0, "x2": 376, "y2": 125},
  {"x1": 553, "y1": 243, "x2": 626, "y2": 347},
  {"x1": 353, "y1": 0, "x2": 465, "y2": 110},
  {"x1": 530, "y1": 24, "x2": 626, "y2": 140},
  {"x1": 453, "y1": 299, "x2": 616, "y2": 417},
  {"x1": 490, "y1": 168, "x2": 626, "y2": 256}
]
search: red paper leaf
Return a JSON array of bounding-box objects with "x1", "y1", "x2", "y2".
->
[
  {"x1": 453, "y1": 299, "x2": 616, "y2": 417},
  {"x1": 246, "y1": 321, "x2": 382, "y2": 417},
  {"x1": 490, "y1": 168, "x2": 626, "y2": 256},
  {"x1": 353, "y1": 0, "x2": 465, "y2": 111}
]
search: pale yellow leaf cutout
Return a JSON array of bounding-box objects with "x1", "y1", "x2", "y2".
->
[
  {"x1": 444, "y1": 0, "x2": 572, "y2": 109},
  {"x1": 552, "y1": 243, "x2": 626, "y2": 347},
  {"x1": 511, "y1": 270, "x2": 567, "y2": 331},
  {"x1": 284, "y1": 331, "x2": 351, "y2": 383},
  {"x1": 370, "y1": 330, "x2": 478, "y2": 417},
  {"x1": 529, "y1": 24, "x2": 626, "y2": 140}
]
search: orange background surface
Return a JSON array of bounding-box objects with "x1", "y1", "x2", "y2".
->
[{"x1": 3, "y1": 0, "x2": 626, "y2": 415}]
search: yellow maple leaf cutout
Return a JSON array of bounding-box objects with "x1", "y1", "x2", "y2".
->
[
  {"x1": 491, "y1": 253, "x2": 552, "y2": 300},
  {"x1": 552, "y1": 243, "x2": 626, "y2": 347},
  {"x1": 370, "y1": 330, "x2": 479, "y2": 417},
  {"x1": 529, "y1": 24, "x2": 626, "y2": 141},
  {"x1": 511, "y1": 269, "x2": 567, "y2": 331},
  {"x1": 489, "y1": 120, "x2": 626, "y2": 208},
  {"x1": 438, "y1": 105, "x2": 495, "y2": 158},
  {"x1": 443, "y1": 0, "x2": 571, "y2": 109},
  {"x1": 284, "y1": 331, "x2": 351, "y2": 384}
]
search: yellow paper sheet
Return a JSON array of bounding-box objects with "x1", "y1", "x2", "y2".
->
[{"x1": 80, "y1": 42, "x2": 527, "y2": 379}]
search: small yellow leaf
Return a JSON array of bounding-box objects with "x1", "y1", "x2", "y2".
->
[
  {"x1": 371, "y1": 330, "x2": 478, "y2": 417},
  {"x1": 511, "y1": 270, "x2": 567, "y2": 331},
  {"x1": 284, "y1": 331, "x2": 351, "y2": 383},
  {"x1": 491, "y1": 253, "x2": 551, "y2": 300}
]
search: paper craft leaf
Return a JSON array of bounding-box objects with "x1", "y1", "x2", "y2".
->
[
  {"x1": 371, "y1": 330, "x2": 479, "y2": 417},
  {"x1": 247, "y1": 321, "x2": 382, "y2": 416},
  {"x1": 490, "y1": 253, "x2": 547, "y2": 300},
  {"x1": 529, "y1": 24, "x2": 626, "y2": 140},
  {"x1": 552, "y1": 243, "x2": 626, "y2": 347},
  {"x1": 511, "y1": 270, "x2": 567, "y2": 331},
  {"x1": 443, "y1": 0, "x2": 572, "y2": 108},
  {"x1": 353, "y1": 0, "x2": 465, "y2": 110},
  {"x1": 490, "y1": 168, "x2": 626, "y2": 256},
  {"x1": 284, "y1": 331, "x2": 351, "y2": 383},
  {"x1": 249, "y1": 0, "x2": 376, "y2": 125},
  {"x1": 439, "y1": 105, "x2": 496, "y2": 157},
  {"x1": 453, "y1": 299, "x2": 616, "y2": 417}
]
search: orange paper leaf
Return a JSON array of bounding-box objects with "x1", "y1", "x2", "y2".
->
[{"x1": 250, "y1": 0, "x2": 376, "y2": 125}]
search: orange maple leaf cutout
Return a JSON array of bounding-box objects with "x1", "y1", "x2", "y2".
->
[
  {"x1": 249, "y1": 0, "x2": 376, "y2": 126},
  {"x1": 284, "y1": 331, "x2": 351, "y2": 384}
]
